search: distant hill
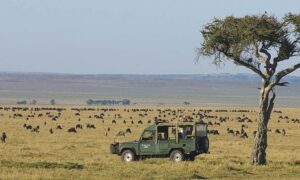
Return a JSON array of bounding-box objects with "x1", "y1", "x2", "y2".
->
[{"x1": 0, "y1": 72, "x2": 300, "y2": 107}]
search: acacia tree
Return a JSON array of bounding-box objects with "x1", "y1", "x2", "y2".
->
[{"x1": 198, "y1": 13, "x2": 300, "y2": 165}]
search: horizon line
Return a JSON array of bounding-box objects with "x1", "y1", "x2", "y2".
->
[{"x1": 0, "y1": 71, "x2": 300, "y2": 77}]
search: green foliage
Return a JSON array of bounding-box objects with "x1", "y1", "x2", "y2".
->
[
  {"x1": 16, "y1": 100, "x2": 27, "y2": 105},
  {"x1": 50, "y1": 99, "x2": 56, "y2": 105},
  {"x1": 86, "y1": 99, "x2": 131, "y2": 105},
  {"x1": 31, "y1": 99, "x2": 37, "y2": 105},
  {"x1": 285, "y1": 13, "x2": 300, "y2": 33},
  {"x1": 199, "y1": 13, "x2": 300, "y2": 68}
]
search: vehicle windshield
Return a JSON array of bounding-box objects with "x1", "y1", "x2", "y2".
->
[{"x1": 141, "y1": 131, "x2": 155, "y2": 141}]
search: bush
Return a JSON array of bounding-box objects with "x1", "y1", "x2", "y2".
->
[
  {"x1": 16, "y1": 100, "x2": 27, "y2": 105},
  {"x1": 86, "y1": 99, "x2": 131, "y2": 106}
]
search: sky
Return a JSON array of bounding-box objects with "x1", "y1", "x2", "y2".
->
[{"x1": 0, "y1": 0, "x2": 300, "y2": 75}]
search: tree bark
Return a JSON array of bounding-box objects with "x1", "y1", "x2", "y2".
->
[{"x1": 252, "y1": 80, "x2": 275, "y2": 165}]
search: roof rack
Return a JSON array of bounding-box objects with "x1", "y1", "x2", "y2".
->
[{"x1": 154, "y1": 120, "x2": 169, "y2": 125}]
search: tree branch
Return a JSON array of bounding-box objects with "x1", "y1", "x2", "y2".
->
[
  {"x1": 273, "y1": 36, "x2": 300, "y2": 63},
  {"x1": 266, "y1": 89, "x2": 276, "y2": 124},
  {"x1": 259, "y1": 48, "x2": 272, "y2": 76},
  {"x1": 259, "y1": 48, "x2": 271, "y2": 63},
  {"x1": 219, "y1": 49, "x2": 267, "y2": 80},
  {"x1": 276, "y1": 82, "x2": 290, "y2": 86},
  {"x1": 275, "y1": 63, "x2": 300, "y2": 83},
  {"x1": 234, "y1": 58, "x2": 267, "y2": 79}
]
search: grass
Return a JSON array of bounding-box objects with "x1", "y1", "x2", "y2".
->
[
  {"x1": 0, "y1": 105, "x2": 299, "y2": 179},
  {"x1": 0, "y1": 160, "x2": 84, "y2": 170}
]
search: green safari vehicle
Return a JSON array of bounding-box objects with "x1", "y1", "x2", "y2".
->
[{"x1": 110, "y1": 121, "x2": 209, "y2": 162}]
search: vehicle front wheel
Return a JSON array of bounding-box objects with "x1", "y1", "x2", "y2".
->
[
  {"x1": 170, "y1": 150, "x2": 184, "y2": 162},
  {"x1": 121, "y1": 150, "x2": 135, "y2": 162}
]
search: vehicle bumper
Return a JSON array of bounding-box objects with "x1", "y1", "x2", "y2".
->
[{"x1": 110, "y1": 143, "x2": 119, "y2": 154}]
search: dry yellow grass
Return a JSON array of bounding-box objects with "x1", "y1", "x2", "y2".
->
[{"x1": 0, "y1": 105, "x2": 299, "y2": 179}]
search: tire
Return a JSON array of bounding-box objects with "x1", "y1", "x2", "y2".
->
[
  {"x1": 170, "y1": 150, "x2": 184, "y2": 162},
  {"x1": 121, "y1": 150, "x2": 135, "y2": 162}
]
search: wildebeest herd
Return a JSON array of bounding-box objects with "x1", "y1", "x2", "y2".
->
[
  {"x1": 0, "y1": 106, "x2": 299, "y2": 146},
  {"x1": 0, "y1": 105, "x2": 298, "y2": 180}
]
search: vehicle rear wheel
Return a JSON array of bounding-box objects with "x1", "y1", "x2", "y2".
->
[
  {"x1": 121, "y1": 150, "x2": 135, "y2": 162},
  {"x1": 170, "y1": 150, "x2": 184, "y2": 162}
]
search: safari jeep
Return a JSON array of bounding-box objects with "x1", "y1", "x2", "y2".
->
[{"x1": 110, "y1": 121, "x2": 209, "y2": 162}]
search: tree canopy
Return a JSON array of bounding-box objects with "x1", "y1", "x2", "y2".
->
[{"x1": 199, "y1": 13, "x2": 300, "y2": 82}]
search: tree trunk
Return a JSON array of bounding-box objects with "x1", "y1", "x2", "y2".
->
[{"x1": 251, "y1": 80, "x2": 275, "y2": 165}]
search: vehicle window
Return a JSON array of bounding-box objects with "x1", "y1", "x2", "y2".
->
[
  {"x1": 158, "y1": 132, "x2": 167, "y2": 140},
  {"x1": 178, "y1": 127, "x2": 186, "y2": 139},
  {"x1": 196, "y1": 124, "x2": 207, "y2": 137},
  {"x1": 168, "y1": 127, "x2": 176, "y2": 140},
  {"x1": 157, "y1": 126, "x2": 168, "y2": 140},
  {"x1": 179, "y1": 125, "x2": 194, "y2": 139},
  {"x1": 141, "y1": 131, "x2": 154, "y2": 141},
  {"x1": 185, "y1": 126, "x2": 193, "y2": 135}
]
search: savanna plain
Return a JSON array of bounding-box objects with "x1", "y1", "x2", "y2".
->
[{"x1": 0, "y1": 105, "x2": 299, "y2": 180}]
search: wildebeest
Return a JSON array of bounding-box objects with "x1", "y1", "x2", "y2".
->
[
  {"x1": 227, "y1": 128, "x2": 234, "y2": 135},
  {"x1": 275, "y1": 129, "x2": 286, "y2": 136},
  {"x1": 31, "y1": 126, "x2": 40, "y2": 133},
  {"x1": 1, "y1": 132, "x2": 7, "y2": 143},
  {"x1": 68, "y1": 127, "x2": 77, "y2": 133},
  {"x1": 208, "y1": 130, "x2": 219, "y2": 135},
  {"x1": 125, "y1": 128, "x2": 132, "y2": 133},
  {"x1": 208, "y1": 122, "x2": 213, "y2": 126},
  {"x1": 116, "y1": 131, "x2": 125, "y2": 137},
  {"x1": 275, "y1": 129, "x2": 281, "y2": 134},
  {"x1": 240, "y1": 132, "x2": 248, "y2": 138},
  {"x1": 24, "y1": 124, "x2": 32, "y2": 130},
  {"x1": 282, "y1": 129, "x2": 286, "y2": 136},
  {"x1": 76, "y1": 124, "x2": 83, "y2": 129},
  {"x1": 87, "y1": 124, "x2": 96, "y2": 129},
  {"x1": 214, "y1": 122, "x2": 221, "y2": 126}
]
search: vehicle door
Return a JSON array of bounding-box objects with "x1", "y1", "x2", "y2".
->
[
  {"x1": 157, "y1": 126, "x2": 175, "y2": 154},
  {"x1": 139, "y1": 131, "x2": 157, "y2": 155}
]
